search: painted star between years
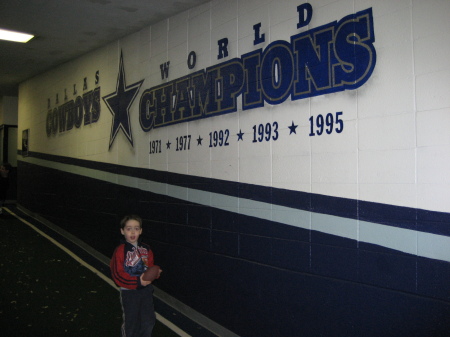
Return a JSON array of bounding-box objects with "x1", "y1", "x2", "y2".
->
[{"x1": 103, "y1": 51, "x2": 143, "y2": 149}]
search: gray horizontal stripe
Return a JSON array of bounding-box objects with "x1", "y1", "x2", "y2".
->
[{"x1": 21, "y1": 156, "x2": 450, "y2": 263}]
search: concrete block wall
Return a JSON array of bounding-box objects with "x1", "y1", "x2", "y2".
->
[{"x1": 17, "y1": 1, "x2": 450, "y2": 336}]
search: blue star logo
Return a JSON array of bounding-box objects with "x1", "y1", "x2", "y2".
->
[
  {"x1": 237, "y1": 129, "x2": 244, "y2": 141},
  {"x1": 288, "y1": 121, "x2": 298, "y2": 135},
  {"x1": 103, "y1": 51, "x2": 143, "y2": 149}
]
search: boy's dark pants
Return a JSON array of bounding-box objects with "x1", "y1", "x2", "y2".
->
[{"x1": 120, "y1": 285, "x2": 156, "y2": 337}]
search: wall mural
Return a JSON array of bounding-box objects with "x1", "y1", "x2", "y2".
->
[{"x1": 45, "y1": 5, "x2": 376, "y2": 155}]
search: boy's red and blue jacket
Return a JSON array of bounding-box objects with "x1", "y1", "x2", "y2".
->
[{"x1": 110, "y1": 240, "x2": 154, "y2": 290}]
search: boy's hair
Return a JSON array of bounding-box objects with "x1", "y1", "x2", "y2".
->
[{"x1": 120, "y1": 214, "x2": 143, "y2": 229}]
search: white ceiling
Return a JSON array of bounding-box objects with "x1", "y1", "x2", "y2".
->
[{"x1": 0, "y1": 0, "x2": 209, "y2": 96}]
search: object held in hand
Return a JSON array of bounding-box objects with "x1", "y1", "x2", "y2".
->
[{"x1": 142, "y1": 265, "x2": 161, "y2": 282}]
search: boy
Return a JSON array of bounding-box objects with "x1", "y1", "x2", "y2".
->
[{"x1": 110, "y1": 215, "x2": 162, "y2": 337}]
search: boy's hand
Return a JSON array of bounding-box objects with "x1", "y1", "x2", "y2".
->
[{"x1": 140, "y1": 273, "x2": 152, "y2": 286}]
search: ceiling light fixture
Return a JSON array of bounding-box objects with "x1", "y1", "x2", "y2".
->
[{"x1": 0, "y1": 28, "x2": 34, "y2": 43}]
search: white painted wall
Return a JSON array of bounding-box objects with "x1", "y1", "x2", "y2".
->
[{"x1": 18, "y1": 0, "x2": 450, "y2": 214}]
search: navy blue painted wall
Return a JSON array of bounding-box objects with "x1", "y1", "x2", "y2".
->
[{"x1": 18, "y1": 153, "x2": 450, "y2": 336}]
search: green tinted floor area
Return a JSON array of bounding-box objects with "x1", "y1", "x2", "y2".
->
[{"x1": 0, "y1": 211, "x2": 180, "y2": 337}]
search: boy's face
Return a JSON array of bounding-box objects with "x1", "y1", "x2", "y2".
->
[{"x1": 120, "y1": 219, "x2": 142, "y2": 245}]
